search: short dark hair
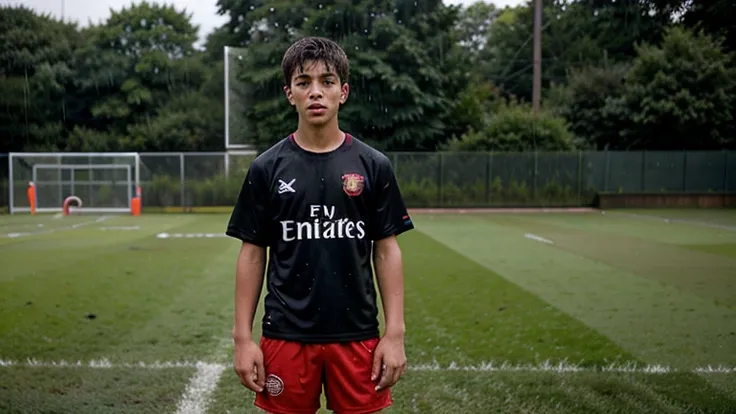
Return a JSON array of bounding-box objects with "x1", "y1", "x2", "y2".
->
[{"x1": 281, "y1": 37, "x2": 349, "y2": 86}]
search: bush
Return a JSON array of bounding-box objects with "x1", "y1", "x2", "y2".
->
[{"x1": 446, "y1": 100, "x2": 579, "y2": 152}]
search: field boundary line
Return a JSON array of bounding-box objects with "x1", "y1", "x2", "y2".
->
[
  {"x1": 409, "y1": 208, "x2": 596, "y2": 214},
  {"x1": 2, "y1": 358, "x2": 733, "y2": 374},
  {"x1": 3, "y1": 215, "x2": 111, "y2": 238},
  {"x1": 609, "y1": 211, "x2": 736, "y2": 231}
]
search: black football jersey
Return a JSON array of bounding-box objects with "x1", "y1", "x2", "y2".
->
[{"x1": 226, "y1": 134, "x2": 414, "y2": 343}]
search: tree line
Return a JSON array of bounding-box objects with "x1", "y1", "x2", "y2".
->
[{"x1": 1, "y1": 0, "x2": 734, "y2": 155}]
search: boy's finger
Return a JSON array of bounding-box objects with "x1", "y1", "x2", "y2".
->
[
  {"x1": 371, "y1": 355, "x2": 382, "y2": 381},
  {"x1": 256, "y1": 360, "x2": 266, "y2": 388},
  {"x1": 375, "y1": 365, "x2": 393, "y2": 391}
]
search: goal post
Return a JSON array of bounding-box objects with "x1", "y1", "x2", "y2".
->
[
  {"x1": 9, "y1": 152, "x2": 141, "y2": 215},
  {"x1": 224, "y1": 45, "x2": 255, "y2": 151}
]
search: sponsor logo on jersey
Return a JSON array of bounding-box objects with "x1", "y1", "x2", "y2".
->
[
  {"x1": 342, "y1": 173, "x2": 365, "y2": 196},
  {"x1": 280, "y1": 204, "x2": 366, "y2": 241}
]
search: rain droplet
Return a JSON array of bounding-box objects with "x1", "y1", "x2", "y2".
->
[
  {"x1": 269, "y1": 7, "x2": 275, "y2": 12},
  {"x1": 319, "y1": 3, "x2": 323, "y2": 8},
  {"x1": 249, "y1": 5, "x2": 254, "y2": 10}
]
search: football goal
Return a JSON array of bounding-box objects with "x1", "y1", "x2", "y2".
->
[{"x1": 8, "y1": 152, "x2": 141, "y2": 215}]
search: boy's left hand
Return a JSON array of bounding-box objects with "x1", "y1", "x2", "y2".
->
[{"x1": 371, "y1": 333, "x2": 407, "y2": 391}]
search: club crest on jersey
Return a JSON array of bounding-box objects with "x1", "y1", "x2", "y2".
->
[
  {"x1": 342, "y1": 173, "x2": 365, "y2": 196},
  {"x1": 265, "y1": 374, "x2": 284, "y2": 396}
]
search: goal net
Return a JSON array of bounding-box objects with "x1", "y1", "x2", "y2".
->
[{"x1": 9, "y1": 152, "x2": 141, "y2": 215}]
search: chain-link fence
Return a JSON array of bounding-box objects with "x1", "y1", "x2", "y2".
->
[
  {"x1": 393, "y1": 150, "x2": 736, "y2": 208},
  {"x1": 2, "y1": 150, "x2": 734, "y2": 212}
]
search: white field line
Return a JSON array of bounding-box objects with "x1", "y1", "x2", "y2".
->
[
  {"x1": 156, "y1": 232, "x2": 227, "y2": 239},
  {"x1": 174, "y1": 362, "x2": 227, "y2": 414},
  {"x1": 173, "y1": 336, "x2": 234, "y2": 414},
  {"x1": 100, "y1": 226, "x2": 140, "y2": 231},
  {"x1": 4, "y1": 216, "x2": 111, "y2": 238},
  {"x1": 524, "y1": 233, "x2": 554, "y2": 244},
  {"x1": 1, "y1": 358, "x2": 734, "y2": 374},
  {"x1": 610, "y1": 212, "x2": 736, "y2": 231}
]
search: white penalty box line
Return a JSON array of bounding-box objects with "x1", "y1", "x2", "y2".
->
[{"x1": 1, "y1": 358, "x2": 734, "y2": 374}]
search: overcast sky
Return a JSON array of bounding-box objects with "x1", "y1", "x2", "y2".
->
[{"x1": 5, "y1": 0, "x2": 527, "y2": 46}]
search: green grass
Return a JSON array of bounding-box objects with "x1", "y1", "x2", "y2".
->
[
  {"x1": 0, "y1": 366, "x2": 193, "y2": 414},
  {"x1": 0, "y1": 209, "x2": 735, "y2": 413}
]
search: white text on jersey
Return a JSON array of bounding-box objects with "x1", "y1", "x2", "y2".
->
[{"x1": 280, "y1": 204, "x2": 365, "y2": 241}]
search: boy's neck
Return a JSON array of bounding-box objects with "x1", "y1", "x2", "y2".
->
[{"x1": 293, "y1": 120, "x2": 345, "y2": 153}]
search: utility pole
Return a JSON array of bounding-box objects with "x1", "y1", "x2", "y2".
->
[{"x1": 532, "y1": 0, "x2": 542, "y2": 115}]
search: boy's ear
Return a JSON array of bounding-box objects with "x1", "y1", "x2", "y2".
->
[
  {"x1": 284, "y1": 85, "x2": 294, "y2": 106},
  {"x1": 340, "y1": 83, "x2": 349, "y2": 104}
]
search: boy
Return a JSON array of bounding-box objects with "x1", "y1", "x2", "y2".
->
[{"x1": 226, "y1": 36, "x2": 414, "y2": 414}]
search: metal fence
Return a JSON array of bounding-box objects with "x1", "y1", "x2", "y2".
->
[{"x1": 2, "y1": 150, "x2": 735, "y2": 212}]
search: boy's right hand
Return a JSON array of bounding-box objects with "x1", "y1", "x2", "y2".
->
[{"x1": 234, "y1": 339, "x2": 265, "y2": 393}]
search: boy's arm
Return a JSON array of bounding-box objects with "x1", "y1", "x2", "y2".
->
[
  {"x1": 226, "y1": 161, "x2": 270, "y2": 393},
  {"x1": 368, "y1": 156, "x2": 413, "y2": 391},
  {"x1": 232, "y1": 241, "x2": 266, "y2": 344},
  {"x1": 374, "y1": 235, "x2": 405, "y2": 339},
  {"x1": 372, "y1": 235, "x2": 407, "y2": 391},
  {"x1": 232, "y1": 241, "x2": 267, "y2": 393}
]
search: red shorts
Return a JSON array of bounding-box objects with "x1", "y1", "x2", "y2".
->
[{"x1": 254, "y1": 336, "x2": 392, "y2": 414}]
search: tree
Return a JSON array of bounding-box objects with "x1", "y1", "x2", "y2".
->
[
  {"x1": 682, "y1": 0, "x2": 736, "y2": 53},
  {"x1": 549, "y1": 62, "x2": 630, "y2": 149},
  {"x1": 478, "y1": 0, "x2": 683, "y2": 104},
  {"x1": 0, "y1": 6, "x2": 81, "y2": 152},
  {"x1": 617, "y1": 26, "x2": 736, "y2": 149},
  {"x1": 67, "y1": 1, "x2": 214, "y2": 151},
  {"x1": 454, "y1": 1, "x2": 498, "y2": 61},
  {"x1": 218, "y1": 0, "x2": 469, "y2": 152}
]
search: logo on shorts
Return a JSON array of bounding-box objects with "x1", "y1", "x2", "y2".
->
[
  {"x1": 342, "y1": 173, "x2": 365, "y2": 196},
  {"x1": 265, "y1": 374, "x2": 284, "y2": 396}
]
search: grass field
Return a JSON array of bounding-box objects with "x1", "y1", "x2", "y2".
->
[{"x1": 1, "y1": 208, "x2": 735, "y2": 413}]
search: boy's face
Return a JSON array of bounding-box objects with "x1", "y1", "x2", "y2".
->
[{"x1": 284, "y1": 60, "x2": 349, "y2": 127}]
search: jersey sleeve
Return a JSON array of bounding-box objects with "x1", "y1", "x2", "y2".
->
[
  {"x1": 368, "y1": 156, "x2": 414, "y2": 240},
  {"x1": 226, "y1": 161, "x2": 270, "y2": 246}
]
